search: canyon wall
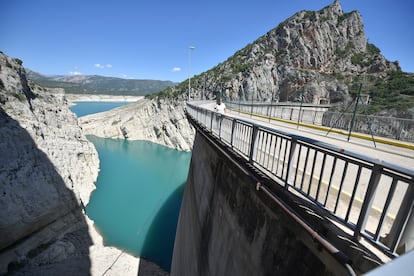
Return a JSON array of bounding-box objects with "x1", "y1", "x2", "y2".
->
[
  {"x1": 0, "y1": 52, "x2": 99, "y2": 273},
  {"x1": 79, "y1": 98, "x2": 195, "y2": 151}
]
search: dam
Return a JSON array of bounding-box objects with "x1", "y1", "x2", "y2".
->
[{"x1": 170, "y1": 102, "x2": 414, "y2": 275}]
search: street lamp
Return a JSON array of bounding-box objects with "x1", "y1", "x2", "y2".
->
[{"x1": 188, "y1": 46, "x2": 195, "y2": 101}]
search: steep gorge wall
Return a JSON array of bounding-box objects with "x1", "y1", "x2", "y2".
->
[
  {"x1": 79, "y1": 98, "x2": 195, "y2": 151},
  {"x1": 0, "y1": 52, "x2": 99, "y2": 273}
]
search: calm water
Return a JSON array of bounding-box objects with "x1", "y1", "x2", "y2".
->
[
  {"x1": 86, "y1": 136, "x2": 191, "y2": 271},
  {"x1": 72, "y1": 103, "x2": 192, "y2": 271},
  {"x1": 70, "y1": 101, "x2": 130, "y2": 117}
]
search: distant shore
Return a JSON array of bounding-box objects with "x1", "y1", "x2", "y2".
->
[{"x1": 65, "y1": 93, "x2": 144, "y2": 103}]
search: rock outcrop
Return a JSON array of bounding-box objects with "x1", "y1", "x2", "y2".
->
[
  {"x1": 0, "y1": 52, "x2": 102, "y2": 273},
  {"x1": 79, "y1": 98, "x2": 195, "y2": 151},
  {"x1": 176, "y1": 0, "x2": 399, "y2": 105}
]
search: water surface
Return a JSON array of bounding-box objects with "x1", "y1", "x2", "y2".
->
[
  {"x1": 86, "y1": 136, "x2": 191, "y2": 271},
  {"x1": 70, "y1": 101, "x2": 130, "y2": 117}
]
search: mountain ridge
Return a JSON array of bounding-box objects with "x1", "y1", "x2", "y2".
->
[{"x1": 26, "y1": 69, "x2": 176, "y2": 96}]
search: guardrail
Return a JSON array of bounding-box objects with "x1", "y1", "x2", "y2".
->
[
  {"x1": 226, "y1": 101, "x2": 414, "y2": 142},
  {"x1": 187, "y1": 102, "x2": 414, "y2": 258}
]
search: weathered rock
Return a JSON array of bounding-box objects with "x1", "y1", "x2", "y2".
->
[
  {"x1": 79, "y1": 98, "x2": 195, "y2": 151},
  {"x1": 183, "y1": 0, "x2": 399, "y2": 105},
  {"x1": 0, "y1": 52, "x2": 99, "y2": 273},
  {"x1": 0, "y1": 52, "x2": 171, "y2": 275}
]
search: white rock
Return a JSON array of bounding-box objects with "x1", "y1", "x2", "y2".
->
[{"x1": 80, "y1": 98, "x2": 195, "y2": 151}]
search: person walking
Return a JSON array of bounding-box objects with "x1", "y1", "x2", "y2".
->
[{"x1": 214, "y1": 97, "x2": 226, "y2": 114}]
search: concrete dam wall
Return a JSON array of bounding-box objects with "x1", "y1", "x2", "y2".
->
[{"x1": 171, "y1": 125, "x2": 381, "y2": 275}]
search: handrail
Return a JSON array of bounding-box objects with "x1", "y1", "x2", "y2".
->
[
  {"x1": 191, "y1": 115, "x2": 356, "y2": 275},
  {"x1": 186, "y1": 102, "x2": 414, "y2": 258},
  {"x1": 226, "y1": 101, "x2": 414, "y2": 143}
]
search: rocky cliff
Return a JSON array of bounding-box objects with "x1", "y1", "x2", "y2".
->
[
  {"x1": 168, "y1": 0, "x2": 399, "y2": 106},
  {"x1": 79, "y1": 98, "x2": 195, "y2": 151},
  {"x1": 0, "y1": 52, "x2": 100, "y2": 273}
]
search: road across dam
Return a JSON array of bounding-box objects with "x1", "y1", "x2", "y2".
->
[
  {"x1": 170, "y1": 101, "x2": 414, "y2": 275},
  {"x1": 171, "y1": 114, "x2": 381, "y2": 275}
]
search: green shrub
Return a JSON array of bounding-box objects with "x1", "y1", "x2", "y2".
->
[
  {"x1": 366, "y1": 71, "x2": 414, "y2": 112},
  {"x1": 12, "y1": 92, "x2": 26, "y2": 101},
  {"x1": 338, "y1": 12, "x2": 354, "y2": 24},
  {"x1": 351, "y1": 53, "x2": 364, "y2": 66},
  {"x1": 6, "y1": 60, "x2": 12, "y2": 68},
  {"x1": 303, "y1": 11, "x2": 316, "y2": 20},
  {"x1": 332, "y1": 71, "x2": 344, "y2": 80},
  {"x1": 366, "y1": 43, "x2": 381, "y2": 55},
  {"x1": 336, "y1": 42, "x2": 354, "y2": 58},
  {"x1": 15, "y1": 58, "x2": 23, "y2": 66}
]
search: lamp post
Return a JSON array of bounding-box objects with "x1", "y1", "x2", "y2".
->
[{"x1": 188, "y1": 46, "x2": 195, "y2": 101}]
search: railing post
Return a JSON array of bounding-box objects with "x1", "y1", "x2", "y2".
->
[
  {"x1": 396, "y1": 121, "x2": 404, "y2": 140},
  {"x1": 251, "y1": 96, "x2": 253, "y2": 118},
  {"x1": 230, "y1": 118, "x2": 237, "y2": 148},
  {"x1": 285, "y1": 137, "x2": 297, "y2": 188},
  {"x1": 210, "y1": 111, "x2": 214, "y2": 132},
  {"x1": 385, "y1": 182, "x2": 414, "y2": 254},
  {"x1": 354, "y1": 164, "x2": 382, "y2": 240},
  {"x1": 219, "y1": 116, "x2": 223, "y2": 139},
  {"x1": 249, "y1": 125, "x2": 259, "y2": 164},
  {"x1": 197, "y1": 105, "x2": 200, "y2": 121}
]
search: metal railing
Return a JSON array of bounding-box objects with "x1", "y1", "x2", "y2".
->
[
  {"x1": 226, "y1": 101, "x2": 414, "y2": 142},
  {"x1": 187, "y1": 102, "x2": 414, "y2": 258}
]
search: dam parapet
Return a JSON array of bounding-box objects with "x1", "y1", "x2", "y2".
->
[{"x1": 170, "y1": 102, "x2": 414, "y2": 275}]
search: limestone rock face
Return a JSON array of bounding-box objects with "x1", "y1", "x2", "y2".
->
[
  {"x1": 0, "y1": 52, "x2": 99, "y2": 272},
  {"x1": 80, "y1": 98, "x2": 195, "y2": 151},
  {"x1": 185, "y1": 0, "x2": 398, "y2": 104}
]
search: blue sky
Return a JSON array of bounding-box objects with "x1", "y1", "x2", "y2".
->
[{"x1": 1, "y1": 0, "x2": 413, "y2": 82}]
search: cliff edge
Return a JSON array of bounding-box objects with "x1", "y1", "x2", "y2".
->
[
  {"x1": 167, "y1": 0, "x2": 400, "y2": 108},
  {"x1": 1, "y1": 52, "x2": 95, "y2": 273},
  {"x1": 79, "y1": 98, "x2": 195, "y2": 151},
  {"x1": 0, "y1": 52, "x2": 166, "y2": 275}
]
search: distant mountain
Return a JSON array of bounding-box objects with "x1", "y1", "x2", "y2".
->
[{"x1": 26, "y1": 70, "x2": 176, "y2": 96}]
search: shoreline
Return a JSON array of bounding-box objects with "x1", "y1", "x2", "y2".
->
[{"x1": 66, "y1": 93, "x2": 144, "y2": 102}]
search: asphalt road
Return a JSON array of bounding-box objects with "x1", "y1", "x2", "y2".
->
[{"x1": 199, "y1": 101, "x2": 414, "y2": 170}]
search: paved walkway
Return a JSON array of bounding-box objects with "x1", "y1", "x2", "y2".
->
[
  {"x1": 193, "y1": 101, "x2": 414, "y2": 261},
  {"x1": 198, "y1": 101, "x2": 414, "y2": 170}
]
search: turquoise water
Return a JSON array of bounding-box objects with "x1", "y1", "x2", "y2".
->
[
  {"x1": 70, "y1": 101, "x2": 130, "y2": 117},
  {"x1": 85, "y1": 136, "x2": 191, "y2": 272}
]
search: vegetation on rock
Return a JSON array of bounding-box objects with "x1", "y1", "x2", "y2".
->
[{"x1": 27, "y1": 71, "x2": 176, "y2": 96}]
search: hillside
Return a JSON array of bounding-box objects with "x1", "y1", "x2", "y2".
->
[
  {"x1": 27, "y1": 70, "x2": 176, "y2": 96},
  {"x1": 152, "y1": 0, "x2": 414, "y2": 116}
]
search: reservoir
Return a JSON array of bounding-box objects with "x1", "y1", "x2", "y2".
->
[
  {"x1": 71, "y1": 102, "x2": 192, "y2": 272},
  {"x1": 86, "y1": 137, "x2": 191, "y2": 271},
  {"x1": 70, "y1": 101, "x2": 131, "y2": 117}
]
